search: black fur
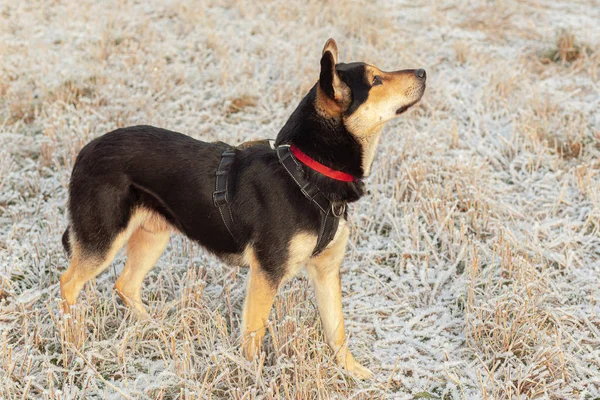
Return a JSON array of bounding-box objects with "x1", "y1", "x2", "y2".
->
[
  {"x1": 62, "y1": 227, "x2": 71, "y2": 258},
  {"x1": 337, "y1": 62, "x2": 371, "y2": 116},
  {"x1": 319, "y1": 50, "x2": 338, "y2": 99}
]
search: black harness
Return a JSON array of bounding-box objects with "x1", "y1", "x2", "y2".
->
[
  {"x1": 213, "y1": 148, "x2": 238, "y2": 242},
  {"x1": 213, "y1": 141, "x2": 345, "y2": 256}
]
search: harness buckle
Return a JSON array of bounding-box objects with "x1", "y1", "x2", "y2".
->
[
  {"x1": 332, "y1": 202, "x2": 346, "y2": 218},
  {"x1": 213, "y1": 190, "x2": 228, "y2": 207},
  {"x1": 277, "y1": 146, "x2": 292, "y2": 160}
]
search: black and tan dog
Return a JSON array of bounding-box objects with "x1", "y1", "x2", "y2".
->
[{"x1": 60, "y1": 39, "x2": 426, "y2": 378}]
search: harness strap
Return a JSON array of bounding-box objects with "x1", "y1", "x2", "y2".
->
[
  {"x1": 213, "y1": 149, "x2": 238, "y2": 243},
  {"x1": 277, "y1": 145, "x2": 345, "y2": 255},
  {"x1": 213, "y1": 143, "x2": 344, "y2": 256}
]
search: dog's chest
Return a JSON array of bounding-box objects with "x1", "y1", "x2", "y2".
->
[{"x1": 281, "y1": 218, "x2": 347, "y2": 282}]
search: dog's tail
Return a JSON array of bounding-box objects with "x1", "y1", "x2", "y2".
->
[{"x1": 62, "y1": 227, "x2": 71, "y2": 258}]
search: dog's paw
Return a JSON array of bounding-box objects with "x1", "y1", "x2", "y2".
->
[
  {"x1": 338, "y1": 350, "x2": 374, "y2": 380},
  {"x1": 241, "y1": 333, "x2": 261, "y2": 361},
  {"x1": 134, "y1": 308, "x2": 151, "y2": 321},
  {"x1": 347, "y1": 361, "x2": 374, "y2": 380}
]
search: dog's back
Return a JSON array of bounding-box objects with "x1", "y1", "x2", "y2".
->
[{"x1": 66, "y1": 126, "x2": 229, "y2": 254}]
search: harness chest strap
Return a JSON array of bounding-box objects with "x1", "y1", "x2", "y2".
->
[
  {"x1": 212, "y1": 143, "x2": 344, "y2": 256},
  {"x1": 276, "y1": 145, "x2": 345, "y2": 255}
]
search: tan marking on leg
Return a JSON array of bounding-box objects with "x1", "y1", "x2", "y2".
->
[
  {"x1": 138, "y1": 209, "x2": 172, "y2": 233},
  {"x1": 60, "y1": 232, "x2": 129, "y2": 313},
  {"x1": 281, "y1": 232, "x2": 317, "y2": 283},
  {"x1": 60, "y1": 237, "x2": 84, "y2": 313},
  {"x1": 306, "y1": 221, "x2": 373, "y2": 379},
  {"x1": 241, "y1": 247, "x2": 278, "y2": 360},
  {"x1": 59, "y1": 208, "x2": 168, "y2": 313},
  {"x1": 239, "y1": 233, "x2": 317, "y2": 360},
  {"x1": 114, "y1": 224, "x2": 170, "y2": 318}
]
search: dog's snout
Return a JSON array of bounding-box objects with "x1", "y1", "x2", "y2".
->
[{"x1": 415, "y1": 68, "x2": 426, "y2": 80}]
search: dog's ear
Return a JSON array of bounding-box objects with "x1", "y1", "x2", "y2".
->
[
  {"x1": 322, "y1": 38, "x2": 339, "y2": 64},
  {"x1": 319, "y1": 38, "x2": 350, "y2": 107}
]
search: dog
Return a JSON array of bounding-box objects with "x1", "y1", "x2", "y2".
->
[{"x1": 59, "y1": 38, "x2": 426, "y2": 379}]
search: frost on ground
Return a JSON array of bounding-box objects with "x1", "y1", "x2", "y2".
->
[{"x1": 1, "y1": 0, "x2": 599, "y2": 398}]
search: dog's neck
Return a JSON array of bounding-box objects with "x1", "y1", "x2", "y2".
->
[{"x1": 275, "y1": 86, "x2": 365, "y2": 203}]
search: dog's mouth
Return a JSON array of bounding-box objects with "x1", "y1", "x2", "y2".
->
[
  {"x1": 395, "y1": 99, "x2": 420, "y2": 115},
  {"x1": 395, "y1": 84, "x2": 426, "y2": 115},
  {"x1": 395, "y1": 104, "x2": 412, "y2": 115}
]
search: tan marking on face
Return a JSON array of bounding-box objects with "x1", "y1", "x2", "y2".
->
[
  {"x1": 346, "y1": 66, "x2": 424, "y2": 133},
  {"x1": 344, "y1": 66, "x2": 425, "y2": 175}
]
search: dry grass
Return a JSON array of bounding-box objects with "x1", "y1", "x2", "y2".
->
[
  {"x1": 226, "y1": 95, "x2": 259, "y2": 115},
  {"x1": 540, "y1": 30, "x2": 587, "y2": 65},
  {"x1": 1, "y1": 0, "x2": 600, "y2": 398}
]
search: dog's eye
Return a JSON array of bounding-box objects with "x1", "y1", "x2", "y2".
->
[{"x1": 372, "y1": 75, "x2": 383, "y2": 86}]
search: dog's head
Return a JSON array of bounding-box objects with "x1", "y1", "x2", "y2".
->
[
  {"x1": 314, "y1": 38, "x2": 426, "y2": 174},
  {"x1": 317, "y1": 39, "x2": 426, "y2": 132}
]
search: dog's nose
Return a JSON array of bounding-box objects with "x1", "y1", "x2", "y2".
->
[{"x1": 415, "y1": 68, "x2": 426, "y2": 80}]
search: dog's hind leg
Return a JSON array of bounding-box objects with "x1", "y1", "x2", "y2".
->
[
  {"x1": 114, "y1": 226, "x2": 170, "y2": 318},
  {"x1": 60, "y1": 231, "x2": 131, "y2": 313},
  {"x1": 241, "y1": 248, "x2": 278, "y2": 361},
  {"x1": 306, "y1": 223, "x2": 373, "y2": 379},
  {"x1": 62, "y1": 227, "x2": 71, "y2": 258}
]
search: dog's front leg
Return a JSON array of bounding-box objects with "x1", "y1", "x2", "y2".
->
[
  {"x1": 306, "y1": 224, "x2": 373, "y2": 379},
  {"x1": 241, "y1": 249, "x2": 278, "y2": 360}
]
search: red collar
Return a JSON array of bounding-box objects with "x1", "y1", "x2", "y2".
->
[{"x1": 290, "y1": 144, "x2": 359, "y2": 183}]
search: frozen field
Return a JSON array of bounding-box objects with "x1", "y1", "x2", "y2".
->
[{"x1": 1, "y1": 0, "x2": 600, "y2": 398}]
